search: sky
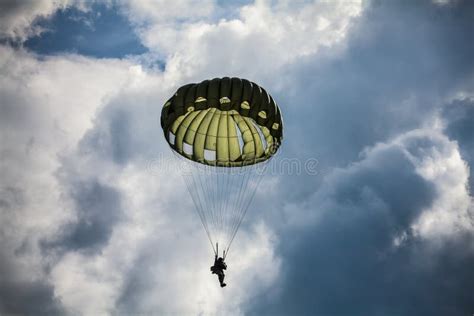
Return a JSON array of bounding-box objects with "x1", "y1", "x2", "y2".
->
[{"x1": 0, "y1": 0, "x2": 474, "y2": 315}]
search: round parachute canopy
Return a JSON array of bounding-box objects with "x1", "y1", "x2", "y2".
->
[{"x1": 161, "y1": 77, "x2": 283, "y2": 167}]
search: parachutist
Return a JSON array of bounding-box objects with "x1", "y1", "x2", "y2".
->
[
  {"x1": 162, "y1": 78, "x2": 283, "y2": 268},
  {"x1": 210, "y1": 255, "x2": 227, "y2": 287}
]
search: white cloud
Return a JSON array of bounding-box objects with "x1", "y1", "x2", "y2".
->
[
  {"x1": 0, "y1": 45, "x2": 140, "y2": 311},
  {"x1": 48, "y1": 76, "x2": 281, "y2": 313},
  {"x1": 51, "y1": 153, "x2": 279, "y2": 314},
  {"x1": 402, "y1": 130, "x2": 474, "y2": 240},
  {"x1": 4, "y1": 0, "x2": 474, "y2": 314},
  {"x1": 0, "y1": 0, "x2": 101, "y2": 42},
  {"x1": 122, "y1": 0, "x2": 214, "y2": 24},
  {"x1": 284, "y1": 127, "x2": 474, "y2": 244},
  {"x1": 0, "y1": 0, "x2": 66, "y2": 41},
  {"x1": 121, "y1": 0, "x2": 362, "y2": 85},
  {"x1": 0, "y1": 36, "x2": 284, "y2": 312}
]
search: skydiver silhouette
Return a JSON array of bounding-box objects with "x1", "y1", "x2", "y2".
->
[{"x1": 210, "y1": 255, "x2": 227, "y2": 287}]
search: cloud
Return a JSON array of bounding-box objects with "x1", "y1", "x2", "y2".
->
[
  {"x1": 1, "y1": 0, "x2": 474, "y2": 314},
  {"x1": 40, "y1": 66, "x2": 282, "y2": 313},
  {"x1": 0, "y1": 36, "x2": 282, "y2": 312},
  {"x1": 45, "y1": 179, "x2": 124, "y2": 252},
  {"x1": 247, "y1": 129, "x2": 474, "y2": 316},
  {"x1": 256, "y1": 0, "x2": 474, "y2": 207},
  {"x1": 119, "y1": 0, "x2": 362, "y2": 83},
  {"x1": 0, "y1": 45, "x2": 137, "y2": 313},
  {"x1": 0, "y1": 0, "x2": 98, "y2": 42},
  {"x1": 0, "y1": 0, "x2": 65, "y2": 41},
  {"x1": 241, "y1": 1, "x2": 474, "y2": 314},
  {"x1": 114, "y1": 220, "x2": 280, "y2": 315},
  {"x1": 443, "y1": 98, "x2": 474, "y2": 194}
]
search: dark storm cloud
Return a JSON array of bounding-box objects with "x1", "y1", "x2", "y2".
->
[
  {"x1": 42, "y1": 90, "x2": 161, "y2": 253},
  {"x1": 54, "y1": 179, "x2": 123, "y2": 252},
  {"x1": 41, "y1": 129, "x2": 126, "y2": 252},
  {"x1": 443, "y1": 98, "x2": 474, "y2": 194},
  {"x1": 0, "y1": 276, "x2": 65, "y2": 315},
  {"x1": 44, "y1": 133, "x2": 125, "y2": 253},
  {"x1": 82, "y1": 107, "x2": 135, "y2": 165},
  {"x1": 115, "y1": 251, "x2": 156, "y2": 313},
  {"x1": 246, "y1": 1, "x2": 474, "y2": 315},
  {"x1": 1, "y1": 0, "x2": 473, "y2": 313},
  {"x1": 271, "y1": 0, "x2": 474, "y2": 202},
  {"x1": 78, "y1": 92, "x2": 164, "y2": 166},
  {"x1": 0, "y1": 0, "x2": 62, "y2": 41},
  {"x1": 0, "y1": 0, "x2": 36, "y2": 25},
  {"x1": 247, "y1": 132, "x2": 474, "y2": 316},
  {"x1": 0, "y1": 186, "x2": 25, "y2": 211},
  {"x1": 0, "y1": 190, "x2": 65, "y2": 314}
]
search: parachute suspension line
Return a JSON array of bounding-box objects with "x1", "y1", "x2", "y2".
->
[
  {"x1": 221, "y1": 167, "x2": 233, "y2": 248},
  {"x1": 203, "y1": 164, "x2": 215, "y2": 239},
  {"x1": 196, "y1": 165, "x2": 215, "y2": 244},
  {"x1": 183, "y1": 174, "x2": 205, "y2": 232},
  {"x1": 203, "y1": 166, "x2": 218, "y2": 235},
  {"x1": 222, "y1": 169, "x2": 229, "y2": 238},
  {"x1": 226, "y1": 165, "x2": 251, "y2": 256},
  {"x1": 223, "y1": 167, "x2": 240, "y2": 246},
  {"x1": 215, "y1": 168, "x2": 220, "y2": 239},
  {"x1": 229, "y1": 170, "x2": 252, "y2": 245},
  {"x1": 181, "y1": 164, "x2": 216, "y2": 255},
  {"x1": 174, "y1": 152, "x2": 217, "y2": 255},
  {"x1": 171, "y1": 143, "x2": 272, "y2": 260},
  {"x1": 204, "y1": 163, "x2": 219, "y2": 248},
  {"x1": 218, "y1": 168, "x2": 225, "y2": 244},
  {"x1": 223, "y1": 167, "x2": 232, "y2": 245},
  {"x1": 226, "y1": 164, "x2": 252, "y2": 249},
  {"x1": 188, "y1": 167, "x2": 208, "y2": 232},
  {"x1": 189, "y1": 166, "x2": 217, "y2": 255},
  {"x1": 200, "y1": 163, "x2": 220, "y2": 256},
  {"x1": 230, "y1": 166, "x2": 255, "y2": 240},
  {"x1": 207, "y1": 165, "x2": 219, "y2": 244},
  {"x1": 217, "y1": 167, "x2": 222, "y2": 237},
  {"x1": 214, "y1": 169, "x2": 221, "y2": 241},
  {"x1": 225, "y1": 161, "x2": 269, "y2": 258},
  {"x1": 222, "y1": 168, "x2": 230, "y2": 242},
  {"x1": 218, "y1": 169, "x2": 224, "y2": 238}
]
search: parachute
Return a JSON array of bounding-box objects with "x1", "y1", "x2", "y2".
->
[{"x1": 161, "y1": 77, "x2": 283, "y2": 258}]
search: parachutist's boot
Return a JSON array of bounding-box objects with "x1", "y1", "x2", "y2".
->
[{"x1": 221, "y1": 283, "x2": 227, "y2": 287}]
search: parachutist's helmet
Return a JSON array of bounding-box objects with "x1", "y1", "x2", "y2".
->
[{"x1": 161, "y1": 77, "x2": 283, "y2": 167}]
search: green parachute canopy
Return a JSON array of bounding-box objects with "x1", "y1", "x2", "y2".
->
[
  {"x1": 161, "y1": 77, "x2": 283, "y2": 167},
  {"x1": 161, "y1": 77, "x2": 284, "y2": 257}
]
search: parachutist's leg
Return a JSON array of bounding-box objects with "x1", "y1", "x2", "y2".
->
[{"x1": 218, "y1": 272, "x2": 226, "y2": 287}]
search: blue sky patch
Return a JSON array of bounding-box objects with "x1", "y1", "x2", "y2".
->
[{"x1": 24, "y1": 4, "x2": 147, "y2": 58}]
